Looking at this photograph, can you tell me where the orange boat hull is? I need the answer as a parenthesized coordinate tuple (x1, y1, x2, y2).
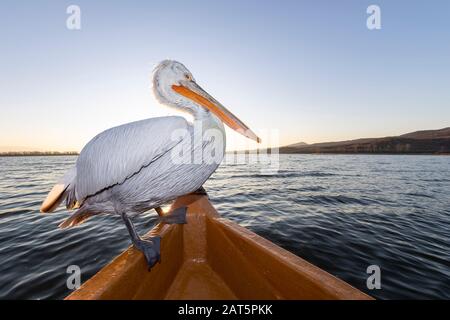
(66, 194, 372, 300)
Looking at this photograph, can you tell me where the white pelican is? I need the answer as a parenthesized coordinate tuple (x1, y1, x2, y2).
(40, 60, 260, 268)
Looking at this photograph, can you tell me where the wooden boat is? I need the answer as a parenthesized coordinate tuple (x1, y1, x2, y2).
(66, 194, 372, 300)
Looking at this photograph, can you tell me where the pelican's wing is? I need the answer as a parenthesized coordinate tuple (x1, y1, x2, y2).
(75, 116, 190, 202)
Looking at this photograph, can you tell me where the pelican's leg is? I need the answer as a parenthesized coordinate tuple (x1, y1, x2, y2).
(121, 212, 160, 269)
(155, 206, 187, 224)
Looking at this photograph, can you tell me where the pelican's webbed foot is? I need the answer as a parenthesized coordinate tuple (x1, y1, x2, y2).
(193, 186, 207, 195)
(135, 236, 161, 269)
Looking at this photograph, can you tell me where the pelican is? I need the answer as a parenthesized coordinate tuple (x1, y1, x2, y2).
(40, 60, 260, 268)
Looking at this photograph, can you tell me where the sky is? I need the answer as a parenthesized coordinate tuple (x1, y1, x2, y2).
(0, 0, 449, 151)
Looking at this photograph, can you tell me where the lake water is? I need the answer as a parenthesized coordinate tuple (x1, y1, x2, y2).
(0, 154, 449, 299)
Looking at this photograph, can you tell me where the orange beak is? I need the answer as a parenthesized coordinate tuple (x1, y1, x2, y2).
(172, 81, 261, 143)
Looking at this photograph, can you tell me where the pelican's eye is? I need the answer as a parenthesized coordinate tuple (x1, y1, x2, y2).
(185, 74, 192, 80)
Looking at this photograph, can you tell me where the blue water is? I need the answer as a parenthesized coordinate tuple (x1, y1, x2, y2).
(0, 154, 449, 299)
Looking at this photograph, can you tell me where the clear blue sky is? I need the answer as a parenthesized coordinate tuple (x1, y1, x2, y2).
(1, 0, 449, 151)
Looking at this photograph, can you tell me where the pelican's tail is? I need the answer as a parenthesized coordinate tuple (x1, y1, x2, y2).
(58, 207, 96, 229)
(40, 167, 77, 213)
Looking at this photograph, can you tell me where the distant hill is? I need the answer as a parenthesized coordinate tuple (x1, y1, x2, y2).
(286, 141, 308, 148)
(279, 127, 450, 155)
(399, 128, 450, 140)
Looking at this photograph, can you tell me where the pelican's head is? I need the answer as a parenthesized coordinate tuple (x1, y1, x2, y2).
(152, 60, 260, 143)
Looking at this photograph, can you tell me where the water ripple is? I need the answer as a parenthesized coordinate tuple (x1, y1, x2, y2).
(0, 154, 449, 299)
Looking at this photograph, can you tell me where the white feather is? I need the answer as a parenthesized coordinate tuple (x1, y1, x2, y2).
(75, 116, 189, 203)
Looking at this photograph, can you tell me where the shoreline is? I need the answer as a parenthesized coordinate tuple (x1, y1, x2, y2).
(0, 153, 78, 157)
(227, 152, 450, 156)
(1, 152, 449, 157)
